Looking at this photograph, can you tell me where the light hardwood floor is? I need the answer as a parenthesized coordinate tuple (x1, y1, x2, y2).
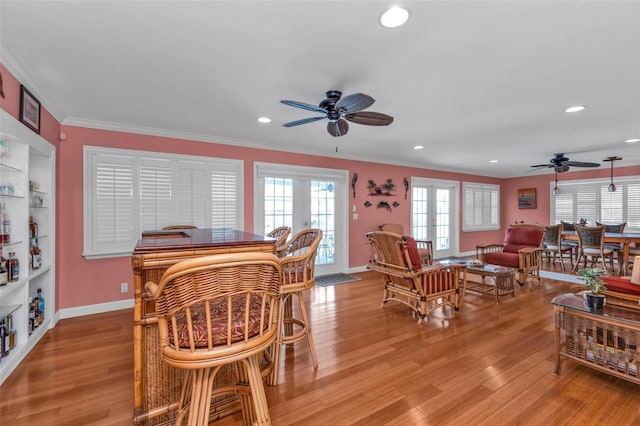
(1, 260, 639, 425)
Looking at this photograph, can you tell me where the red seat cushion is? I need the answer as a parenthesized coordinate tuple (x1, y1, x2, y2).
(169, 294, 270, 348)
(601, 276, 640, 296)
(484, 251, 520, 268)
(403, 236, 423, 270)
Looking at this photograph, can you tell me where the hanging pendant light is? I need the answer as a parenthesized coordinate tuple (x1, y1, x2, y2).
(603, 156, 622, 192)
(552, 170, 560, 196)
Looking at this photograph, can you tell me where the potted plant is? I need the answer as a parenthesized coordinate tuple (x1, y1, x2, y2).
(577, 267, 607, 310)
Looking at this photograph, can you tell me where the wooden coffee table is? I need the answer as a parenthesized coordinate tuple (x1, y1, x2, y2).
(465, 264, 515, 303)
(438, 260, 515, 303)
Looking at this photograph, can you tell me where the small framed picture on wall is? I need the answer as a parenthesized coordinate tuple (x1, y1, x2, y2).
(19, 85, 41, 134)
(518, 188, 537, 209)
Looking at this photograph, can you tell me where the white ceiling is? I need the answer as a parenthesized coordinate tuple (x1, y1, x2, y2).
(1, 1, 639, 178)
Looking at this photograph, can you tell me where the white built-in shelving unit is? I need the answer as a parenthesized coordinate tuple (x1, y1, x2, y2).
(0, 109, 56, 384)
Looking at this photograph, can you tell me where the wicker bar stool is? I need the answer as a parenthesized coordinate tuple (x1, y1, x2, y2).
(145, 252, 282, 426)
(267, 228, 322, 386)
(266, 226, 291, 257)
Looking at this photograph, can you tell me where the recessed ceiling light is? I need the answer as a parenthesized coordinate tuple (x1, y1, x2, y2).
(413, 145, 424, 150)
(565, 105, 585, 113)
(257, 117, 271, 124)
(490, 160, 499, 163)
(380, 6, 409, 28)
(625, 138, 640, 143)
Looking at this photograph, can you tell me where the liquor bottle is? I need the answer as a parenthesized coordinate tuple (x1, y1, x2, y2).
(28, 297, 35, 335)
(7, 252, 19, 282)
(0, 248, 7, 286)
(37, 288, 45, 324)
(0, 320, 9, 357)
(30, 216, 38, 238)
(0, 202, 9, 244)
(7, 314, 16, 350)
(31, 238, 41, 270)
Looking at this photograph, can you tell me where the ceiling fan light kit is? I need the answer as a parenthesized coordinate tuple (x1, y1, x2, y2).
(281, 90, 393, 137)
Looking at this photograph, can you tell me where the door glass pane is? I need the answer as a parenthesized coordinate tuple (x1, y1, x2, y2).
(264, 177, 293, 233)
(411, 186, 429, 240)
(311, 180, 335, 265)
(435, 188, 450, 250)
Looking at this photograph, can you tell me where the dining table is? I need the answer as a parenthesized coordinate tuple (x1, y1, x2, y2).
(562, 230, 640, 276)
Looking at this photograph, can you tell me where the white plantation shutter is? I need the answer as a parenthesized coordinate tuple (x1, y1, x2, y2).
(628, 183, 640, 230)
(462, 182, 499, 231)
(93, 154, 136, 253)
(211, 170, 239, 229)
(177, 164, 207, 228)
(139, 159, 172, 232)
(551, 176, 640, 232)
(84, 147, 242, 258)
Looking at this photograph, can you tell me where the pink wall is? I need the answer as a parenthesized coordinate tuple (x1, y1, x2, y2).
(3, 62, 639, 312)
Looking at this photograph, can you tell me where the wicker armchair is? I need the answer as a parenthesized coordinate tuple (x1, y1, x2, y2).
(268, 228, 322, 385)
(476, 224, 545, 284)
(145, 252, 282, 426)
(378, 223, 433, 265)
(266, 226, 291, 257)
(366, 231, 467, 323)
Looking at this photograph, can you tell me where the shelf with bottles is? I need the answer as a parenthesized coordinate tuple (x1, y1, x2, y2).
(0, 304, 21, 323)
(29, 190, 47, 208)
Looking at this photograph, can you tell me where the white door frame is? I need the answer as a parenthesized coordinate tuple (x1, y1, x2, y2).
(411, 177, 460, 259)
(254, 162, 349, 275)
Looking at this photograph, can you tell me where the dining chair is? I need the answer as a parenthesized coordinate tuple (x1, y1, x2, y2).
(542, 224, 574, 271)
(572, 225, 615, 274)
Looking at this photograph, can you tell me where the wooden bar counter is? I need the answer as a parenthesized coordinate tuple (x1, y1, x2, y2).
(131, 228, 275, 425)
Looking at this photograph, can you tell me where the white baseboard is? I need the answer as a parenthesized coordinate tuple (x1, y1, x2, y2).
(57, 298, 134, 320)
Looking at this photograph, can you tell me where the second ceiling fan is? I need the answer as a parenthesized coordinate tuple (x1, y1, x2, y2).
(280, 90, 394, 137)
(531, 153, 600, 173)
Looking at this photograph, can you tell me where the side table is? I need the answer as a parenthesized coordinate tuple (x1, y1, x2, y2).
(552, 293, 640, 385)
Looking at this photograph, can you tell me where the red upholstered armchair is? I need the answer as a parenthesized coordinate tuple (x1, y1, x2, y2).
(476, 224, 546, 284)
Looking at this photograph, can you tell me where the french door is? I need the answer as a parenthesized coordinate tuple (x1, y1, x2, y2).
(411, 178, 459, 260)
(255, 163, 348, 275)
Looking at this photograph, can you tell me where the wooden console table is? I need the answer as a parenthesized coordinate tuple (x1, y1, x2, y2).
(131, 228, 276, 425)
(552, 293, 640, 385)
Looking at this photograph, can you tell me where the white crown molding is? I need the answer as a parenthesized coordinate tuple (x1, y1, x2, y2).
(0, 39, 67, 123)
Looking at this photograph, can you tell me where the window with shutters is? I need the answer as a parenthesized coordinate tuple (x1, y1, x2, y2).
(550, 177, 640, 232)
(83, 146, 243, 258)
(462, 182, 500, 231)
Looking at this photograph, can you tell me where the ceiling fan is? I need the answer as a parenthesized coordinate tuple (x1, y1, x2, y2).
(530, 153, 600, 173)
(280, 90, 394, 137)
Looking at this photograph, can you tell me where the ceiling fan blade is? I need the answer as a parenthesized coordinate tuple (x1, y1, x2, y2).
(345, 111, 394, 126)
(327, 119, 349, 137)
(565, 161, 600, 168)
(280, 99, 328, 114)
(282, 116, 326, 127)
(335, 93, 375, 113)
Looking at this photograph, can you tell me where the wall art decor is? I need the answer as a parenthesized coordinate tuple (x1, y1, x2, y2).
(377, 201, 392, 212)
(517, 188, 537, 209)
(367, 178, 397, 196)
(403, 177, 409, 199)
(19, 85, 41, 134)
(364, 200, 372, 207)
(392, 201, 399, 208)
(352, 172, 358, 198)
